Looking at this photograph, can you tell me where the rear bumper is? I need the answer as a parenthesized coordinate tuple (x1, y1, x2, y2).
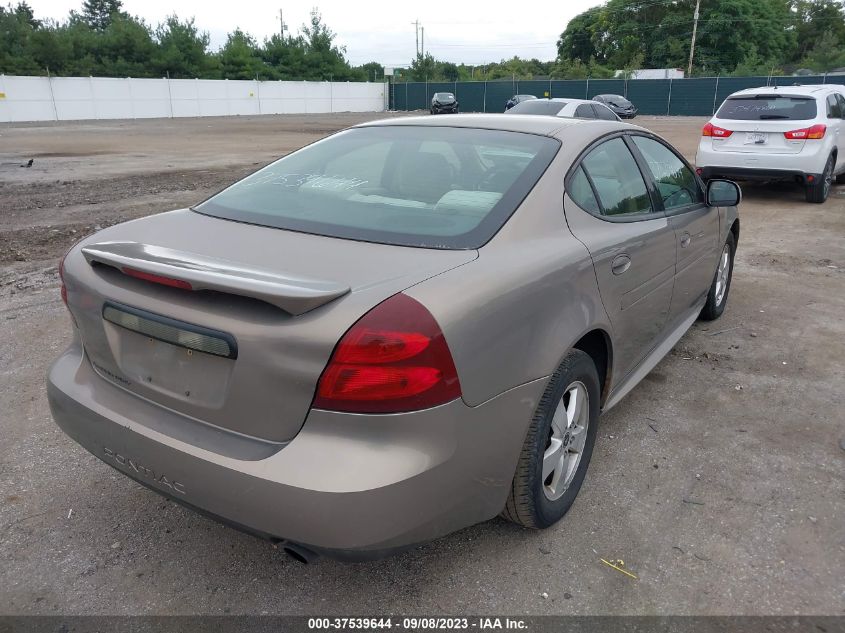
(696, 139, 828, 183)
(47, 340, 544, 559)
(697, 165, 820, 184)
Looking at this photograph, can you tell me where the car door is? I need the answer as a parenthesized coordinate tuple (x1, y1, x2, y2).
(629, 134, 718, 323)
(564, 136, 676, 380)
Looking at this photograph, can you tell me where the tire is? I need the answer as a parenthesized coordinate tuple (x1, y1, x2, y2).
(502, 349, 601, 529)
(805, 155, 833, 203)
(700, 231, 736, 321)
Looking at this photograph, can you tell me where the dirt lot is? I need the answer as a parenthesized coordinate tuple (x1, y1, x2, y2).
(0, 113, 843, 616)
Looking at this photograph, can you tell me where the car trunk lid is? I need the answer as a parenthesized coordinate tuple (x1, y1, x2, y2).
(64, 209, 477, 443)
(708, 118, 811, 155)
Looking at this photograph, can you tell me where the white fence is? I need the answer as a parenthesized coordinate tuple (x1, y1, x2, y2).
(0, 75, 387, 123)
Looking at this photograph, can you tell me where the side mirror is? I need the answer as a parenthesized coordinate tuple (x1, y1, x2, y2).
(706, 179, 742, 207)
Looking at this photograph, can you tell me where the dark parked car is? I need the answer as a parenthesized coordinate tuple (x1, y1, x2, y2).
(505, 94, 538, 111)
(431, 92, 459, 114)
(593, 94, 638, 119)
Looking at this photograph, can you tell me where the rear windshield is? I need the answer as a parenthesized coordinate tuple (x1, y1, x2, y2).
(717, 95, 817, 121)
(507, 100, 566, 115)
(195, 126, 559, 249)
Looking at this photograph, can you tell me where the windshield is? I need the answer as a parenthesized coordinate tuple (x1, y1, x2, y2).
(434, 93, 455, 100)
(717, 95, 817, 121)
(195, 126, 560, 249)
(507, 100, 566, 115)
(603, 95, 631, 107)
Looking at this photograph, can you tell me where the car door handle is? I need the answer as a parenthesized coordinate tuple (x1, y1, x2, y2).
(611, 254, 631, 275)
(680, 232, 692, 248)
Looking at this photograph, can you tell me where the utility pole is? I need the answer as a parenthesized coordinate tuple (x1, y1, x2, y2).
(687, 0, 701, 77)
(411, 19, 420, 57)
(279, 9, 288, 39)
(421, 26, 425, 57)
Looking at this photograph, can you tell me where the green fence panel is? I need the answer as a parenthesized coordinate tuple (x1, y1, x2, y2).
(669, 78, 719, 115)
(624, 79, 672, 115)
(587, 79, 626, 99)
(405, 83, 428, 110)
(455, 81, 485, 112)
(516, 80, 552, 99)
(394, 75, 837, 115)
(484, 81, 517, 113)
(552, 80, 588, 99)
(771, 74, 827, 86)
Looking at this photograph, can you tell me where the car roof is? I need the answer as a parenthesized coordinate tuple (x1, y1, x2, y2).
(728, 85, 838, 98)
(549, 98, 599, 104)
(356, 113, 629, 138)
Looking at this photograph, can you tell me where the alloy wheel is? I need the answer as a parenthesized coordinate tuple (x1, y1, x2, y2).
(714, 243, 731, 307)
(542, 381, 590, 501)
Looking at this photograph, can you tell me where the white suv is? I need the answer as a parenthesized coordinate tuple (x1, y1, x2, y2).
(696, 85, 845, 203)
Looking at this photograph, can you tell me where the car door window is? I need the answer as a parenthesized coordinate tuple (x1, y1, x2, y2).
(568, 166, 601, 214)
(581, 138, 654, 217)
(837, 94, 845, 117)
(593, 104, 618, 121)
(827, 94, 842, 119)
(631, 136, 704, 211)
(574, 104, 595, 119)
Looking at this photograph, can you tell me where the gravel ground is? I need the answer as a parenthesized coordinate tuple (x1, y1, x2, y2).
(0, 113, 843, 616)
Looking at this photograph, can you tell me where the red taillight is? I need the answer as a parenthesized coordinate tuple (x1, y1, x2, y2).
(784, 124, 826, 140)
(121, 267, 193, 290)
(703, 122, 733, 138)
(313, 293, 462, 413)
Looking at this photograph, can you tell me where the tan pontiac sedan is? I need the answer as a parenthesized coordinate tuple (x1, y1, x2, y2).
(48, 115, 740, 562)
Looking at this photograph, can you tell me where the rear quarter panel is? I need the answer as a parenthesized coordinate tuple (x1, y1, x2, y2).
(405, 137, 613, 407)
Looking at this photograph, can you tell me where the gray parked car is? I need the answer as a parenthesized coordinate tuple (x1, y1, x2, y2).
(49, 115, 741, 562)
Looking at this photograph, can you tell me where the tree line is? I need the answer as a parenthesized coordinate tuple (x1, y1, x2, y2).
(2, 0, 844, 82)
(0, 0, 383, 80)
(557, 0, 845, 77)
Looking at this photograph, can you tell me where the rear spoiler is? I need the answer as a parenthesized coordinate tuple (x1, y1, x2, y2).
(81, 241, 350, 316)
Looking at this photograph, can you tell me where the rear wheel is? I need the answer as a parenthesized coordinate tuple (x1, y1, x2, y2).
(805, 155, 833, 203)
(700, 232, 735, 321)
(502, 349, 600, 528)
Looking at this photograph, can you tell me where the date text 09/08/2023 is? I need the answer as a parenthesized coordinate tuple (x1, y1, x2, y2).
(307, 617, 529, 630)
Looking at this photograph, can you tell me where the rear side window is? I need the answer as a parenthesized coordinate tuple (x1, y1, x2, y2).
(717, 95, 817, 121)
(574, 104, 595, 119)
(827, 94, 842, 119)
(568, 166, 601, 214)
(593, 104, 618, 121)
(631, 136, 703, 210)
(508, 100, 566, 115)
(195, 126, 560, 249)
(581, 138, 653, 217)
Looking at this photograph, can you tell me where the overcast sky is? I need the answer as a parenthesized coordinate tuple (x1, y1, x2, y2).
(26, 0, 602, 66)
